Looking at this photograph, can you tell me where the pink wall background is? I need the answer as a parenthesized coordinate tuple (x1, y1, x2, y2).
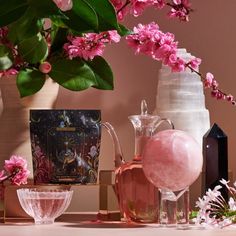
(56, 0, 236, 179)
(0, 0, 234, 212)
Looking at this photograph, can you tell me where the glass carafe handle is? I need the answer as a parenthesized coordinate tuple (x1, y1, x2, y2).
(102, 122, 125, 168)
(152, 118, 175, 134)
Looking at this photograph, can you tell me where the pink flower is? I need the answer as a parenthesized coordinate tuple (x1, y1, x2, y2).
(130, 0, 151, 17)
(110, 0, 166, 20)
(204, 72, 215, 88)
(4, 155, 30, 185)
(168, 0, 192, 21)
(226, 94, 234, 102)
(126, 22, 185, 72)
(52, 0, 73, 11)
(169, 58, 185, 72)
(64, 34, 105, 60)
(0, 68, 18, 78)
(10, 170, 29, 185)
(39, 61, 52, 74)
(130, 0, 166, 17)
(189, 57, 202, 70)
(64, 31, 120, 60)
(173, 0, 181, 4)
(102, 30, 121, 43)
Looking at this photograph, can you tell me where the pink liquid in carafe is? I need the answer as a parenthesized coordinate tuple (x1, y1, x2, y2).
(115, 159, 159, 223)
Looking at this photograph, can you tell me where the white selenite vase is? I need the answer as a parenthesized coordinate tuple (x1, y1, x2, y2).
(154, 48, 210, 147)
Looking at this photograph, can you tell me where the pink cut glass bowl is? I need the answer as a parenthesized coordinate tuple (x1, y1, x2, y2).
(17, 188, 73, 224)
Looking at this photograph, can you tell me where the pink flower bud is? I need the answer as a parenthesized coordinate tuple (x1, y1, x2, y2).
(216, 92, 223, 100)
(52, 0, 72, 11)
(39, 62, 52, 74)
(227, 94, 234, 102)
(211, 89, 218, 98)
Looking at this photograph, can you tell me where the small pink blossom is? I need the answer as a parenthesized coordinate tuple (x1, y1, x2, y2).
(110, 0, 166, 20)
(100, 30, 121, 43)
(173, 0, 181, 4)
(52, 0, 73, 11)
(228, 197, 236, 211)
(226, 94, 234, 102)
(220, 178, 230, 186)
(204, 72, 214, 88)
(188, 57, 201, 70)
(168, 0, 192, 21)
(130, 0, 166, 17)
(64, 35, 105, 60)
(64, 31, 120, 61)
(39, 61, 52, 74)
(169, 58, 185, 72)
(195, 180, 236, 227)
(0, 68, 18, 78)
(4, 155, 30, 185)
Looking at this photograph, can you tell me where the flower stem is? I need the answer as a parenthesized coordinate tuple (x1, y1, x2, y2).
(117, 0, 130, 15)
(0, 170, 19, 184)
(186, 64, 236, 106)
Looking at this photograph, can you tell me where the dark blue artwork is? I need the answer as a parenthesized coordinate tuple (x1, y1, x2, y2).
(30, 110, 101, 184)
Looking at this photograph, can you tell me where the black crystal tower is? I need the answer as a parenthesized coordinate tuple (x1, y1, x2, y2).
(202, 123, 228, 200)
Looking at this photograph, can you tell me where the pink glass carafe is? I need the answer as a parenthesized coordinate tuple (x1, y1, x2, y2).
(103, 100, 173, 223)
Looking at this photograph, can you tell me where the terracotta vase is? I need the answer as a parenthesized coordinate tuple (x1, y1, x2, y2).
(0, 76, 59, 178)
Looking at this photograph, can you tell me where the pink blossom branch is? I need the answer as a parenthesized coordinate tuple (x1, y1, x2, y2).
(186, 64, 236, 106)
(111, 0, 193, 21)
(126, 22, 236, 107)
(117, 0, 130, 15)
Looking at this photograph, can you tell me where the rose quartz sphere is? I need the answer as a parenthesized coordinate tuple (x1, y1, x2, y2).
(142, 129, 203, 191)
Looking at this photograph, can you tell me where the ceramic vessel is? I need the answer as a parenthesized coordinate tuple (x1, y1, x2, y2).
(0, 76, 59, 177)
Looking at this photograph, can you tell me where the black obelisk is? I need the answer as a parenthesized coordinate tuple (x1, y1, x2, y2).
(202, 123, 228, 200)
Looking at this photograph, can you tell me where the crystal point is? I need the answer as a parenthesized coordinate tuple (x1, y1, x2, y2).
(203, 123, 228, 200)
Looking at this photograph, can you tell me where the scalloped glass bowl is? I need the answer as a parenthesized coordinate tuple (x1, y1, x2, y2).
(17, 188, 73, 224)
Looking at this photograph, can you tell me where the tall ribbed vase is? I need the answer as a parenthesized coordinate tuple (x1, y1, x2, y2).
(154, 48, 210, 208)
(0, 76, 59, 179)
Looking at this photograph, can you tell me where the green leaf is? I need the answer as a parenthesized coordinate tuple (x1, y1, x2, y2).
(51, 16, 68, 28)
(118, 24, 132, 36)
(50, 27, 68, 54)
(63, 0, 98, 32)
(7, 9, 43, 44)
(0, 0, 28, 27)
(18, 33, 48, 64)
(17, 69, 46, 97)
(86, 57, 114, 90)
(0, 45, 13, 70)
(85, 0, 119, 31)
(28, 0, 66, 19)
(49, 58, 97, 91)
